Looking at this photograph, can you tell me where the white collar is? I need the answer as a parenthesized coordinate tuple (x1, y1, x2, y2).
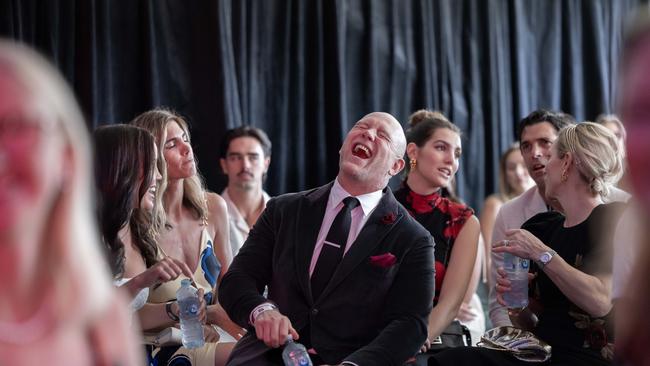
(330, 178, 383, 216)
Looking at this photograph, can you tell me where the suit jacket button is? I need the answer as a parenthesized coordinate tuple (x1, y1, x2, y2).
(311, 308, 319, 315)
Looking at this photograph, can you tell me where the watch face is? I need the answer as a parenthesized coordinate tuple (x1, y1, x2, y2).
(540, 252, 552, 263)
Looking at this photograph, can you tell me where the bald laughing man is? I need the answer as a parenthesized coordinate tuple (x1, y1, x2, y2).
(219, 112, 435, 366)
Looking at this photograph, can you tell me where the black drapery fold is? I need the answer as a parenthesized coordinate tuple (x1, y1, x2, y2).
(1, 0, 644, 210)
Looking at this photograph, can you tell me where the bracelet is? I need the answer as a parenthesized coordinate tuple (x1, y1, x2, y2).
(166, 301, 180, 322)
(249, 302, 277, 325)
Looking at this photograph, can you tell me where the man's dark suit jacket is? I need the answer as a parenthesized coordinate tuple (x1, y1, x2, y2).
(219, 182, 435, 366)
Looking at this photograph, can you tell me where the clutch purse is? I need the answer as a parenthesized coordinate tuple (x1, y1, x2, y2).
(477, 326, 552, 363)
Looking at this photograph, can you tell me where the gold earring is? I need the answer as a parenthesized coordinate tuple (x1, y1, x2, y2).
(561, 169, 568, 183)
(410, 159, 417, 171)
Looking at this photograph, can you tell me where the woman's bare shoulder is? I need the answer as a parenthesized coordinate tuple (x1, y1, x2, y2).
(483, 194, 504, 211)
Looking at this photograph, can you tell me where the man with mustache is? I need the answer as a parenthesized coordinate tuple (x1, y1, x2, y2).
(219, 112, 435, 365)
(220, 126, 272, 256)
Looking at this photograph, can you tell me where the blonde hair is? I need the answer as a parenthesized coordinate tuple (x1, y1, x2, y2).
(555, 122, 623, 197)
(595, 114, 627, 141)
(131, 108, 209, 224)
(0, 41, 112, 323)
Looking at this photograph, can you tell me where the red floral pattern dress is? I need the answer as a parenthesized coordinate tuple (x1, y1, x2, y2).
(395, 184, 474, 304)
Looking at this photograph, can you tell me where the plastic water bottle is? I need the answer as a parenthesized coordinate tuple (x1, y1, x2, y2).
(176, 279, 205, 349)
(503, 252, 529, 309)
(282, 335, 313, 366)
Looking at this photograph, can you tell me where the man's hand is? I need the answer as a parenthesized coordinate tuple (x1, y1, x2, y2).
(419, 337, 431, 353)
(253, 309, 299, 348)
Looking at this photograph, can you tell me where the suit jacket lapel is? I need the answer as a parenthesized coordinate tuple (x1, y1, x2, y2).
(316, 187, 402, 302)
(294, 182, 332, 305)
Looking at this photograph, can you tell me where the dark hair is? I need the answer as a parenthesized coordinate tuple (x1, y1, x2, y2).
(219, 126, 272, 159)
(93, 124, 159, 278)
(405, 109, 462, 202)
(406, 109, 461, 148)
(517, 109, 575, 142)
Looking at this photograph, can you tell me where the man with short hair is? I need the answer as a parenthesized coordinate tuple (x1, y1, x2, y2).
(488, 110, 630, 327)
(219, 112, 435, 366)
(220, 126, 272, 256)
(488, 110, 574, 327)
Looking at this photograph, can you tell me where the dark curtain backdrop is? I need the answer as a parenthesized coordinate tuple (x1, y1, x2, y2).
(0, 0, 644, 211)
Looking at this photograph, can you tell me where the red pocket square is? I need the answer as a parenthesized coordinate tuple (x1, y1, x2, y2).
(369, 253, 397, 268)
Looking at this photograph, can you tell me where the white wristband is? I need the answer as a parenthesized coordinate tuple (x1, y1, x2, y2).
(249, 302, 277, 325)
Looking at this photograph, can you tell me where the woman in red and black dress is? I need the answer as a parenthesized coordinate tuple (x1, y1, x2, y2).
(395, 110, 480, 365)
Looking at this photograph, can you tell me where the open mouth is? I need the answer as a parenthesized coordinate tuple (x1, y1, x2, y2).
(352, 143, 372, 159)
(438, 168, 452, 178)
(532, 163, 545, 174)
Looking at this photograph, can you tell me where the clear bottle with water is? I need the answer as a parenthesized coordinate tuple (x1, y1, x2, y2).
(282, 335, 313, 366)
(503, 252, 530, 309)
(176, 279, 205, 349)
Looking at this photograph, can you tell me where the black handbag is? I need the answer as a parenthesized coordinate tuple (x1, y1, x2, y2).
(428, 320, 472, 351)
(406, 320, 472, 366)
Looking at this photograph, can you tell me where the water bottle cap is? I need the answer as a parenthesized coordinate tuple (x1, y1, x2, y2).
(181, 278, 192, 286)
(285, 334, 293, 342)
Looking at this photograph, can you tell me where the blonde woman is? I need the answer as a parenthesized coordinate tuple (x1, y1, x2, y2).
(133, 109, 241, 366)
(433, 123, 626, 366)
(0, 41, 142, 364)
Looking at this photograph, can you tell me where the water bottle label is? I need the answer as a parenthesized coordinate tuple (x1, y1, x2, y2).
(505, 253, 529, 271)
(187, 303, 198, 316)
(521, 259, 529, 269)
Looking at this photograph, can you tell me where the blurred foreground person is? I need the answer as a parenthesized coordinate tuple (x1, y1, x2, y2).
(614, 7, 650, 366)
(0, 41, 142, 364)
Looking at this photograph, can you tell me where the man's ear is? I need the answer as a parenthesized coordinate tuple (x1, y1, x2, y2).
(264, 157, 271, 174)
(219, 158, 228, 174)
(389, 158, 405, 177)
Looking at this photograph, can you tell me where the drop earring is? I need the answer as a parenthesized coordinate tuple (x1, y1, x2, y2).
(410, 159, 417, 171)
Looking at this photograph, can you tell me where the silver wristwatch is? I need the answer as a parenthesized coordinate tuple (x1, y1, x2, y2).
(537, 249, 556, 269)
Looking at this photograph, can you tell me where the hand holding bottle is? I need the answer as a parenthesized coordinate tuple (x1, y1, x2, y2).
(254, 308, 299, 348)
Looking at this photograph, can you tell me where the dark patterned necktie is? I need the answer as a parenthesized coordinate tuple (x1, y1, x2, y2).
(311, 196, 360, 300)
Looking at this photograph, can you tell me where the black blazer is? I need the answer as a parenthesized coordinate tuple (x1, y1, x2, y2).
(219, 182, 435, 365)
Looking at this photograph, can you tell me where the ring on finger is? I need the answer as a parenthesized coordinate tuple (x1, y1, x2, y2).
(504, 240, 510, 247)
